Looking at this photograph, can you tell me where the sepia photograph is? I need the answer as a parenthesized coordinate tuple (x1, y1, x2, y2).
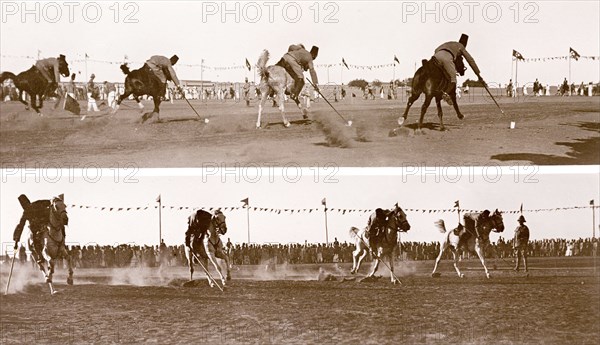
(0, 167, 599, 343)
(0, 0, 598, 167)
(1, 0, 599, 344)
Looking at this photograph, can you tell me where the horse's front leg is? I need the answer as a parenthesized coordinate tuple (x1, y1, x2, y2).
(207, 251, 226, 286)
(351, 247, 366, 274)
(216, 249, 231, 281)
(450, 90, 464, 120)
(431, 243, 446, 277)
(62, 247, 74, 285)
(399, 92, 420, 126)
(452, 248, 464, 278)
(435, 95, 446, 131)
(389, 254, 397, 284)
(185, 246, 194, 281)
(474, 241, 490, 278)
(368, 250, 381, 278)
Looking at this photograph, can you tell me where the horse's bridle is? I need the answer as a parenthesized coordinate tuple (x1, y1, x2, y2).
(211, 214, 227, 235)
(390, 209, 409, 233)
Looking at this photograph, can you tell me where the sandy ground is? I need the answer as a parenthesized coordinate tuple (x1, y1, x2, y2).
(1, 96, 598, 167)
(1, 257, 598, 344)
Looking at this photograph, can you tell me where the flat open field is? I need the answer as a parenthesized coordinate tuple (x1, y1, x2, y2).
(1, 257, 598, 344)
(1, 95, 598, 167)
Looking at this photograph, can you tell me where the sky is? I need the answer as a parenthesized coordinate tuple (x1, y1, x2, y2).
(1, 167, 599, 254)
(1, 0, 599, 85)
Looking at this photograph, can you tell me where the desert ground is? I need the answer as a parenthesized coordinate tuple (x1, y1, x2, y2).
(1, 256, 598, 344)
(1, 93, 598, 167)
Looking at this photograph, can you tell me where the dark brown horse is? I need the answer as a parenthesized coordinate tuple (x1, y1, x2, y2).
(398, 57, 466, 132)
(113, 64, 165, 123)
(0, 55, 70, 114)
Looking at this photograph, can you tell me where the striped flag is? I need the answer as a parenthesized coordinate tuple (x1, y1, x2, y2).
(512, 50, 525, 61)
(569, 47, 580, 61)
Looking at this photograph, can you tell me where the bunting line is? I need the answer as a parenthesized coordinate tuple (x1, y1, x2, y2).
(63, 204, 600, 214)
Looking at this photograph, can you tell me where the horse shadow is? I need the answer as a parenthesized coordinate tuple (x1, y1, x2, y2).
(263, 118, 312, 129)
(491, 121, 600, 165)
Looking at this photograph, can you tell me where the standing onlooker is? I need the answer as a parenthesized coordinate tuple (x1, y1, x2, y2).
(243, 78, 251, 106)
(87, 74, 100, 112)
(513, 215, 530, 272)
(103, 81, 117, 110)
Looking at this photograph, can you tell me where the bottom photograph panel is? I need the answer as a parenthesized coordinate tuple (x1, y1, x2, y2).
(1, 170, 598, 344)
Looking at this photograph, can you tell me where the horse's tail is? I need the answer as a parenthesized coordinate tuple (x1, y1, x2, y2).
(0, 71, 17, 84)
(256, 50, 270, 80)
(120, 64, 131, 75)
(348, 226, 361, 240)
(434, 219, 447, 233)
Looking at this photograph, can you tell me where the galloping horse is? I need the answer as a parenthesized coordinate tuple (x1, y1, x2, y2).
(184, 209, 231, 287)
(349, 204, 411, 284)
(398, 57, 466, 132)
(255, 50, 308, 129)
(113, 64, 164, 123)
(0, 55, 70, 114)
(33, 196, 74, 294)
(431, 209, 505, 279)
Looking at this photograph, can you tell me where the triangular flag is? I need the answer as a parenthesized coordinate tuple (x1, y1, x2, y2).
(156, 194, 161, 203)
(245, 58, 252, 71)
(241, 198, 249, 206)
(394, 55, 400, 64)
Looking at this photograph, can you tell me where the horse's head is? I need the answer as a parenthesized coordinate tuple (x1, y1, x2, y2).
(49, 195, 68, 229)
(212, 209, 227, 235)
(388, 204, 411, 232)
(57, 54, 70, 78)
(488, 209, 505, 233)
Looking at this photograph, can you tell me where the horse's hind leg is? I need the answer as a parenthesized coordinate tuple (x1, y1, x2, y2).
(435, 95, 446, 131)
(399, 92, 420, 126)
(277, 88, 290, 127)
(257, 90, 268, 128)
(431, 245, 446, 277)
(418, 94, 433, 132)
(351, 247, 366, 274)
(18, 90, 30, 110)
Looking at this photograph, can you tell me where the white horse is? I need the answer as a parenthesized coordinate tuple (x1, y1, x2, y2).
(349, 205, 411, 284)
(31, 196, 73, 294)
(185, 210, 231, 287)
(431, 210, 505, 279)
(255, 50, 308, 129)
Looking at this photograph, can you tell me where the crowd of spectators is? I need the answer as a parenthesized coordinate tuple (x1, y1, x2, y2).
(4, 237, 597, 269)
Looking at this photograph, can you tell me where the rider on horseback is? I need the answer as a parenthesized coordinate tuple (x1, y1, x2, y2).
(433, 34, 482, 105)
(35, 54, 66, 95)
(463, 210, 490, 243)
(366, 208, 387, 252)
(276, 44, 319, 101)
(12, 194, 67, 264)
(144, 55, 183, 93)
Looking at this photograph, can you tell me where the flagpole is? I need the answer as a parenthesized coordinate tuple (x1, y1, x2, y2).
(246, 204, 251, 244)
(511, 57, 514, 84)
(568, 54, 571, 95)
(515, 58, 518, 95)
(592, 200, 596, 239)
(158, 196, 162, 246)
(324, 203, 329, 245)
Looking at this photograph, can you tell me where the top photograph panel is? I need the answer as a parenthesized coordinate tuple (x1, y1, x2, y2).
(1, 1, 598, 167)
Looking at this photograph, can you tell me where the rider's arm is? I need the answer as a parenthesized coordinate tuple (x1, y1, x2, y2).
(13, 214, 27, 242)
(166, 65, 181, 87)
(52, 59, 61, 83)
(460, 48, 481, 76)
(307, 60, 319, 86)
